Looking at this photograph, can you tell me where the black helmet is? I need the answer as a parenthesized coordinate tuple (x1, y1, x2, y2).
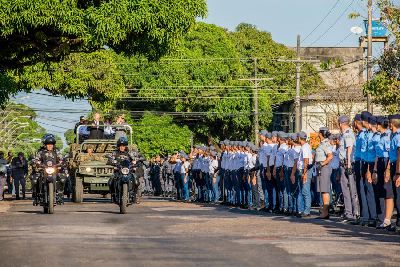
(43, 134, 56, 145)
(117, 137, 128, 147)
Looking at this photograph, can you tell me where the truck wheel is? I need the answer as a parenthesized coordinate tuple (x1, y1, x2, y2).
(73, 178, 83, 203)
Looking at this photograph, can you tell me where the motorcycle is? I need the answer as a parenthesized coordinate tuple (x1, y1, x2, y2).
(110, 159, 139, 214)
(32, 159, 64, 214)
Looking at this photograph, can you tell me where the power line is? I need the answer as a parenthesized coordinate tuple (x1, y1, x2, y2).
(308, 0, 355, 47)
(302, 0, 341, 42)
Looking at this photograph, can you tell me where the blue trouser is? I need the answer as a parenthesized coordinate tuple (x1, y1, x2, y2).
(205, 173, 213, 202)
(225, 170, 233, 204)
(297, 169, 312, 215)
(291, 171, 301, 213)
(180, 173, 189, 200)
(259, 165, 269, 208)
(174, 172, 182, 200)
(355, 160, 368, 219)
(361, 161, 377, 221)
(219, 169, 225, 201)
(212, 174, 220, 202)
(266, 166, 277, 209)
(284, 167, 293, 212)
(232, 170, 239, 204)
(276, 166, 287, 210)
(329, 168, 342, 204)
(243, 170, 251, 206)
(234, 168, 244, 205)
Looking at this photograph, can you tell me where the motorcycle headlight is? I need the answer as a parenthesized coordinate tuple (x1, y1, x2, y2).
(121, 167, 130, 175)
(85, 167, 92, 173)
(45, 167, 55, 175)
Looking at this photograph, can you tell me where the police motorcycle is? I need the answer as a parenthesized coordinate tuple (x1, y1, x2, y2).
(110, 159, 140, 214)
(31, 134, 66, 214)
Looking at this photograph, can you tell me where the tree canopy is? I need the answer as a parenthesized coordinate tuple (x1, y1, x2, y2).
(131, 113, 192, 159)
(0, 0, 207, 69)
(117, 22, 322, 142)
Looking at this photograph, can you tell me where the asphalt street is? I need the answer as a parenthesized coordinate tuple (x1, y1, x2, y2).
(0, 195, 399, 267)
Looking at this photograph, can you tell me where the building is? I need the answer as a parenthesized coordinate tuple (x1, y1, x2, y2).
(272, 47, 382, 134)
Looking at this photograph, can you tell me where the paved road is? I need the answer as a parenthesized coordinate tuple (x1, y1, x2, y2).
(0, 195, 399, 267)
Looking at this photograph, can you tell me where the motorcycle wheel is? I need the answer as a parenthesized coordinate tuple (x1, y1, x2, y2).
(120, 183, 128, 214)
(48, 183, 54, 214)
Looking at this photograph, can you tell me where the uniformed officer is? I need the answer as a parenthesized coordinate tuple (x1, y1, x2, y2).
(275, 131, 289, 214)
(258, 131, 269, 211)
(11, 152, 28, 200)
(288, 133, 302, 215)
(108, 137, 135, 202)
(0, 152, 8, 201)
(314, 127, 333, 219)
(296, 131, 313, 218)
(361, 113, 378, 226)
(338, 115, 359, 222)
(78, 145, 104, 162)
(388, 114, 400, 231)
(33, 134, 64, 204)
(375, 116, 393, 229)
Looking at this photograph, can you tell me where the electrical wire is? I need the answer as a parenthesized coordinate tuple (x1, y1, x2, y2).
(302, 0, 341, 43)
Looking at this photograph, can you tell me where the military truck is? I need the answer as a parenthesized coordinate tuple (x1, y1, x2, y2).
(69, 125, 134, 203)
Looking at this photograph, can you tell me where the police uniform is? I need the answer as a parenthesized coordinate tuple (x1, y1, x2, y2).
(338, 116, 359, 220)
(315, 137, 333, 193)
(275, 132, 289, 212)
(389, 118, 400, 228)
(11, 155, 28, 200)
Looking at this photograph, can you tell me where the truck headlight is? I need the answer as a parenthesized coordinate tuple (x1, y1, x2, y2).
(85, 167, 92, 173)
(45, 167, 55, 175)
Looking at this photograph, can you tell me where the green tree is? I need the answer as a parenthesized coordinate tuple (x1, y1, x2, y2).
(0, 0, 207, 69)
(365, 47, 400, 113)
(131, 113, 192, 159)
(0, 103, 47, 157)
(379, 0, 400, 42)
(118, 23, 322, 142)
(11, 50, 125, 110)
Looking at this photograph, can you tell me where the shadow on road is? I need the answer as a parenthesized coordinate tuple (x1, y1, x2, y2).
(172, 199, 400, 244)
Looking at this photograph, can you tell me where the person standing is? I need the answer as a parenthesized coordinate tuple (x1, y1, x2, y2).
(11, 152, 28, 200)
(314, 127, 333, 219)
(180, 153, 190, 201)
(338, 115, 359, 223)
(88, 112, 104, 139)
(329, 134, 342, 208)
(296, 131, 313, 218)
(388, 114, 400, 232)
(375, 116, 393, 229)
(274, 132, 289, 214)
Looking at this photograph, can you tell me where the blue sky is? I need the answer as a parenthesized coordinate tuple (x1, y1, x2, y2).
(203, 0, 382, 47)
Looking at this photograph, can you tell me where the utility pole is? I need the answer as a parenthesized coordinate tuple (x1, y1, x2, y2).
(239, 58, 273, 145)
(278, 35, 320, 132)
(366, 0, 373, 113)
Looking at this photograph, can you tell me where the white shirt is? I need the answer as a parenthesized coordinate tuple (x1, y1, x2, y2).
(258, 143, 270, 166)
(269, 143, 278, 167)
(275, 143, 288, 167)
(297, 143, 313, 170)
(181, 161, 190, 174)
(285, 145, 301, 168)
(209, 159, 218, 174)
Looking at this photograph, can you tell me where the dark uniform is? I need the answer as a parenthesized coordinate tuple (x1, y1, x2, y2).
(150, 161, 162, 196)
(33, 148, 64, 201)
(11, 155, 28, 200)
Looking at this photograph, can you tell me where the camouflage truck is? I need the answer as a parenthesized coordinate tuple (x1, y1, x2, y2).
(69, 125, 134, 203)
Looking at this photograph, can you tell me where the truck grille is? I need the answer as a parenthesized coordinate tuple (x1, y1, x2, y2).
(80, 167, 114, 175)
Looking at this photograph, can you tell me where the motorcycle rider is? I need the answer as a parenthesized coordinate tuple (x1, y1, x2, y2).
(32, 134, 64, 204)
(108, 137, 140, 203)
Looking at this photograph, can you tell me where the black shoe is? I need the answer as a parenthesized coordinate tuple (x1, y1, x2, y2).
(296, 212, 303, 218)
(341, 216, 356, 223)
(376, 223, 392, 230)
(16, 195, 20, 200)
(367, 220, 377, 228)
(301, 213, 311, 218)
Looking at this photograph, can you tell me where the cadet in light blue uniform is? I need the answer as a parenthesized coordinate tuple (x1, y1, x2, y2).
(389, 114, 400, 231)
(353, 114, 366, 222)
(363, 115, 379, 226)
(375, 116, 393, 229)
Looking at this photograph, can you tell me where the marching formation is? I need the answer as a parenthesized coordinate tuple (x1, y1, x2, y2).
(145, 112, 400, 232)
